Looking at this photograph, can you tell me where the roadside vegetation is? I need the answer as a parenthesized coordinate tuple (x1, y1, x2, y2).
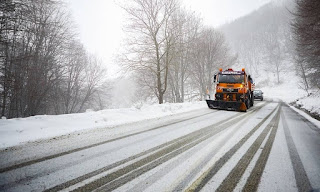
(0, 0, 110, 118)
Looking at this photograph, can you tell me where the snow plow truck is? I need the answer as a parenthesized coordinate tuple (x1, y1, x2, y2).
(206, 68, 254, 112)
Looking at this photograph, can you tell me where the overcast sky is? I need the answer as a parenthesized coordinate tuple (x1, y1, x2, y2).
(64, 0, 271, 77)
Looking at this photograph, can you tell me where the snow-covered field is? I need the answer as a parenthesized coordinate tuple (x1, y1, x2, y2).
(0, 102, 206, 149)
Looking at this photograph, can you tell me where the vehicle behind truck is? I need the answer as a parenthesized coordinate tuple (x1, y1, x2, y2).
(206, 68, 254, 112)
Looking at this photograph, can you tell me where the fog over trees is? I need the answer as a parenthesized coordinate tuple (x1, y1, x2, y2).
(219, 0, 319, 96)
(220, 1, 295, 86)
(119, 0, 236, 104)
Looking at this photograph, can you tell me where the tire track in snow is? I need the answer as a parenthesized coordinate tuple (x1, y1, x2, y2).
(279, 108, 312, 192)
(213, 106, 280, 192)
(286, 104, 320, 134)
(186, 103, 278, 192)
(43, 112, 240, 192)
(170, 109, 255, 192)
(85, 130, 223, 192)
(52, 103, 268, 192)
(1, 111, 220, 190)
(0, 110, 217, 174)
(241, 105, 281, 192)
(1, 110, 222, 190)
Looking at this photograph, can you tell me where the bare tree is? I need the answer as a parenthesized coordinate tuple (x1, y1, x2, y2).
(118, 1, 236, 103)
(263, 31, 285, 84)
(0, 0, 109, 118)
(0, 0, 73, 117)
(237, 34, 264, 76)
(77, 55, 106, 112)
(0, 0, 16, 117)
(292, 0, 320, 90)
(190, 28, 235, 100)
(119, 0, 179, 104)
(167, 9, 201, 103)
(59, 40, 87, 114)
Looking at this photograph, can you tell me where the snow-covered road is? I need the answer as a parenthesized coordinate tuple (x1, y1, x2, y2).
(0, 101, 320, 192)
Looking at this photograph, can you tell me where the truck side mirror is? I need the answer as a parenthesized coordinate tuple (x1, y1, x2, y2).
(214, 74, 216, 82)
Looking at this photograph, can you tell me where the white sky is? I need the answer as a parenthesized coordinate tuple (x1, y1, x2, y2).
(64, 0, 271, 77)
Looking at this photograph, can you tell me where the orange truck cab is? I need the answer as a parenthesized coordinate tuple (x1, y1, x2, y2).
(206, 68, 254, 112)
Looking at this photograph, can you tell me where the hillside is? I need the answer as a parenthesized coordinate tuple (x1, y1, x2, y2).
(219, 0, 320, 117)
(220, 1, 294, 85)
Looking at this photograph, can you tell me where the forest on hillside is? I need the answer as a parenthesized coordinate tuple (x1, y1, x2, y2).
(221, 0, 319, 95)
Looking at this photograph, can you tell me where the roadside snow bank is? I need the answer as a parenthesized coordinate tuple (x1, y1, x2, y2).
(290, 105, 320, 128)
(0, 101, 206, 149)
(255, 73, 320, 122)
(291, 92, 320, 121)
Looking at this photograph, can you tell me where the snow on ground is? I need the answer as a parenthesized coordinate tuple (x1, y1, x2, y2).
(258, 116, 297, 192)
(255, 70, 320, 123)
(1, 68, 319, 151)
(290, 105, 320, 129)
(0, 101, 206, 149)
(256, 73, 306, 104)
(261, 80, 320, 123)
(294, 91, 320, 115)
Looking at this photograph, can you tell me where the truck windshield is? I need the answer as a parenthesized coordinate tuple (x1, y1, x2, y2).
(218, 74, 245, 83)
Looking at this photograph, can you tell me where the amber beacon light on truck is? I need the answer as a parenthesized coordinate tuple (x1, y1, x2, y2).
(206, 68, 254, 112)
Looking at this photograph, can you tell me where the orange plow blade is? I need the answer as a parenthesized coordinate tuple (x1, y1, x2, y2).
(206, 100, 247, 112)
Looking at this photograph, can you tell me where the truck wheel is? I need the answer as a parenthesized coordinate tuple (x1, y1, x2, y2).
(245, 99, 249, 109)
(250, 93, 254, 106)
(246, 93, 251, 109)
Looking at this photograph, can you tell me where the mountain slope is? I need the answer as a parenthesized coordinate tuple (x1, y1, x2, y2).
(219, 1, 320, 118)
(220, 0, 295, 86)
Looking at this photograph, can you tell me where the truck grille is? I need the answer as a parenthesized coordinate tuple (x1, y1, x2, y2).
(223, 88, 239, 92)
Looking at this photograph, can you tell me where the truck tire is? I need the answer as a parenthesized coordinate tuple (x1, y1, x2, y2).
(246, 93, 251, 109)
(245, 98, 250, 109)
(250, 92, 254, 106)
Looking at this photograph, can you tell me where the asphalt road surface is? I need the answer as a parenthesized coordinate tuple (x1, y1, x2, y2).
(0, 100, 319, 192)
